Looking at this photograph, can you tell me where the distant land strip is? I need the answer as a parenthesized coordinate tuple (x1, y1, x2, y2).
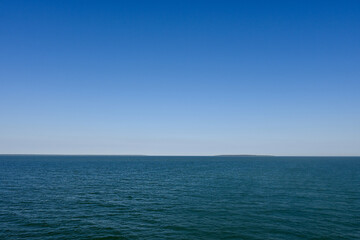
(215, 155, 275, 157)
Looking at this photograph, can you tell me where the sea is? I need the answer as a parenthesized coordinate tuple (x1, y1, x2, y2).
(0, 155, 359, 240)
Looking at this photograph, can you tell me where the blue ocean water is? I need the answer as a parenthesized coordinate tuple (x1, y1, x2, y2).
(0, 155, 359, 240)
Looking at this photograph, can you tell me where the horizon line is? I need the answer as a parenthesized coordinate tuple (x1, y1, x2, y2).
(0, 153, 359, 157)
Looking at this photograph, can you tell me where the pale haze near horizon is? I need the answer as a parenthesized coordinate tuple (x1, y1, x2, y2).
(1, 0, 359, 156)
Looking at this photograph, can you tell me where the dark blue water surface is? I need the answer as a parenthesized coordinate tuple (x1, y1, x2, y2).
(1, 155, 359, 240)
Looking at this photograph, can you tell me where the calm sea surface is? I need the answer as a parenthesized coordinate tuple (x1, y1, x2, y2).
(0, 155, 359, 240)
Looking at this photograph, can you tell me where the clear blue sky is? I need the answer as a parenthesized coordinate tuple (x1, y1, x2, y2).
(1, 0, 359, 155)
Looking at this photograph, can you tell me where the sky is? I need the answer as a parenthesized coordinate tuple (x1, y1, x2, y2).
(1, 0, 359, 156)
